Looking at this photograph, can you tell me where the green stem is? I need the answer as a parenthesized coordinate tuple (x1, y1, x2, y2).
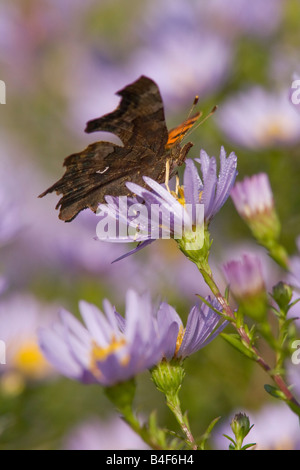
(122, 409, 165, 450)
(105, 380, 165, 450)
(264, 240, 290, 271)
(197, 264, 300, 411)
(165, 392, 198, 450)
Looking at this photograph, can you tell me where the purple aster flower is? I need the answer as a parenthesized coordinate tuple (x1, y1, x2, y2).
(96, 148, 237, 261)
(157, 297, 227, 360)
(223, 253, 267, 320)
(38, 290, 170, 387)
(223, 253, 266, 300)
(216, 87, 300, 149)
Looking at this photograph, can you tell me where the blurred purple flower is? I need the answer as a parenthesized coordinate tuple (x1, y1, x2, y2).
(0, 152, 23, 247)
(131, 0, 232, 108)
(231, 173, 274, 221)
(38, 290, 170, 386)
(129, 35, 232, 109)
(223, 253, 266, 300)
(157, 297, 227, 360)
(0, 277, 8, 296)
(288, 237, 300, 291)
(197, 0, 283, 38)
(214, 402, 300, 450)
(223, 253, 268, 320)
(216, 87, 300, 149)
(231, 173, 282, 246)
(62, 417, 149, 450)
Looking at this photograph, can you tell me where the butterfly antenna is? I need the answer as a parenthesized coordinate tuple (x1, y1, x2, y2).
(184, 105, 218, 141)
(187, 95, 200, 120)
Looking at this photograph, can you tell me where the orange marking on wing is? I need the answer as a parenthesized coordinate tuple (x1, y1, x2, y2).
(166, 112, 201, 149)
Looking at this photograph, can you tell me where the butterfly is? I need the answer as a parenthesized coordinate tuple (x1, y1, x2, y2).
(39, 75, 201, 222)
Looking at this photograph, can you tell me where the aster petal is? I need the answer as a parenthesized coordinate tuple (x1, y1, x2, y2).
(177, 305, 201, 357)
(38, 326, 83, 379)
(197, 149, 211, 179)
(60, 311, 91, 369)
(157, 302, 183, 330)
(199, 156, 217, 220)
(114, 309, 126, 332)
(213, 148, 238, 214)
(102, 299, 120, 331)
(161, 321, 180, 360)
(197, 320, 228, 350)
(79, 300, 115, 345)
(59, 309, 90, 347)
(143, 177, 187, 218)
(126, 182, 162, 206)
(183, 159, 203, 206)
(112, 239, 155, 263)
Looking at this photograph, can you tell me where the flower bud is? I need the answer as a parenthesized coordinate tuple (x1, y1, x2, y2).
(230, 412, 252, 446)
(151, 360, 185, 397)
(272, 281, 293, 312)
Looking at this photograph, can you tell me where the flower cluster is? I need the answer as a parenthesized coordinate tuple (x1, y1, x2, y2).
(38, 290, 225, 387)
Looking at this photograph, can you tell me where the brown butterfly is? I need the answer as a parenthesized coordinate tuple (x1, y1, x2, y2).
(39, 75, 201, 222)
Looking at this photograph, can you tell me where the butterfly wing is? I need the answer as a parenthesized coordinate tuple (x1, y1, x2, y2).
(86, 75, 169, 153)
(166, 112, 201, 149)
(39, 76, 169, 222)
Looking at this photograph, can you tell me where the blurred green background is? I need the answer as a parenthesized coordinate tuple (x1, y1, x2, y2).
(0, 0, 299, 449)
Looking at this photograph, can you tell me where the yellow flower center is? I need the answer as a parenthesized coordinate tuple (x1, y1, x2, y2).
(90, 336, 128, 379)
(13, 341, 50, 378)
(174, 325, 185, 357)
(171, 186, 185, 206)
(171, 186, 203, 206)
(256, 117, 296, 145)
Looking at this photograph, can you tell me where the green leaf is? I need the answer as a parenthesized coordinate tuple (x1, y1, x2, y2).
(198, 416, 221, 450)
(221, 333, 258, 360)
(241, 442, 256, 450)
(223, 434, 236, 447)
(148, 411, 168, 448)
(264, 384, 287, 400)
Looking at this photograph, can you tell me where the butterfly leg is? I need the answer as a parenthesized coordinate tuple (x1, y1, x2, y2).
(164, 158, 171, 193)
(175, 173, 180, 195)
